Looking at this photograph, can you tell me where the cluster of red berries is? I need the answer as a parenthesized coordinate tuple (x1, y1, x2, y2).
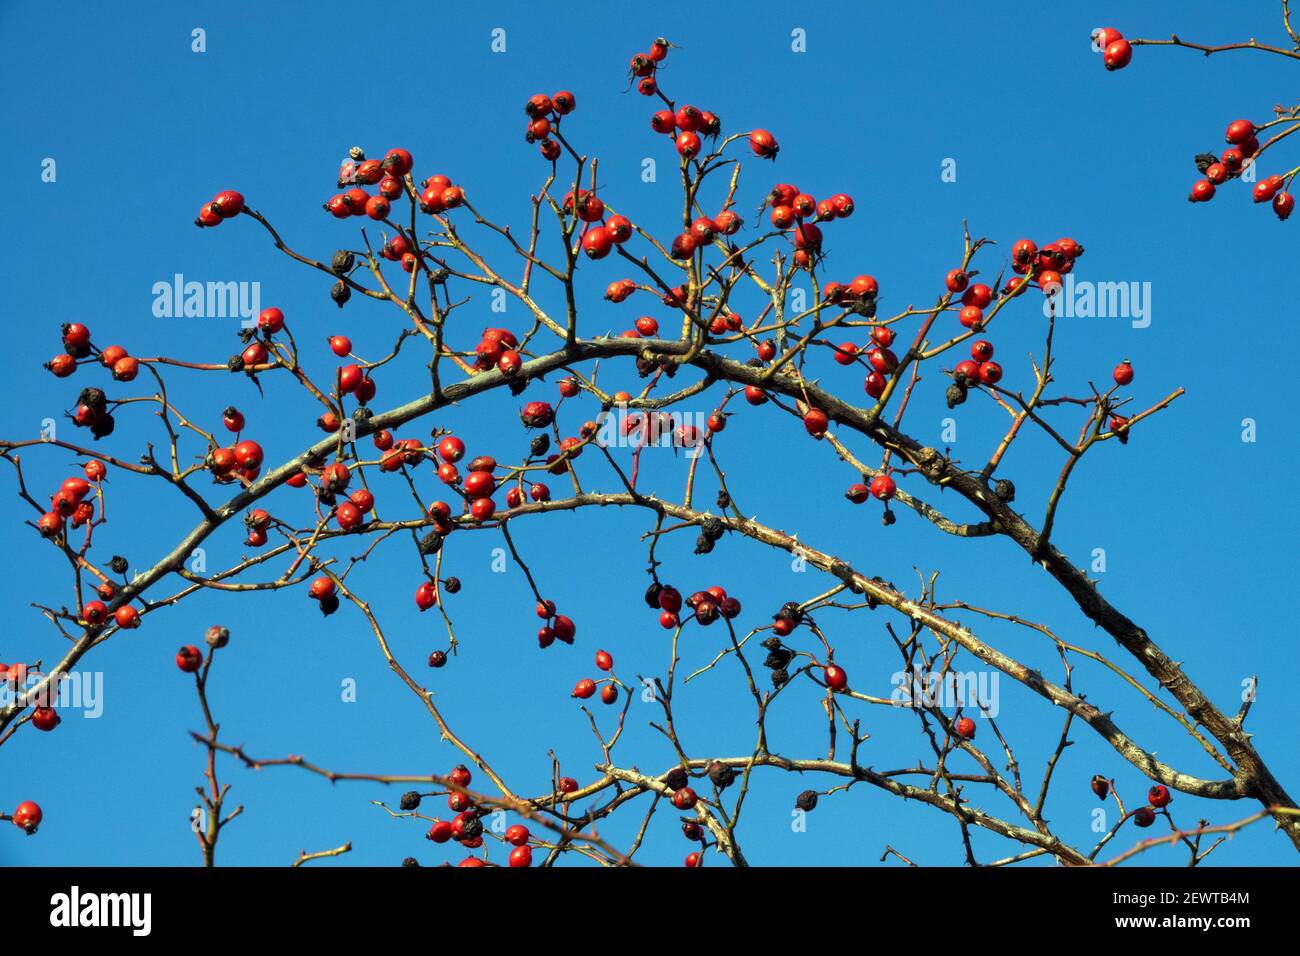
(845, 472, 897, 505)
(952, 338, 1002, 390)
(1092, 27, 1133, 71)
(194, 189, 245, 228)
(820, 323, 897, 402)
(571, 648, 620, 705)
(762, 183, 855, 270)
(1090, 776, 1172, 828)
(36, 461, 138, 630)
(2, 664, 62, 733)
(536, 599, 578, 649)
(430, 431, 499, 524)
(627, 38, 672, 96)
(46, 322, 140, 384)
(664, 208, 741, 263)
(522, 90, 576, 162)
(559, 189, 634, 260)
(629, 35, 777, 163)
(645, 582, 741, 630)
(422, 765, 532, 866)
(206, 437, 264, 486)
(325, 148, 414, 222)
(1004, 236, 1085, 299)
(39, 470, 95, 540)
(474, 326, 523, 375)
(1187, 119, 1293, 219)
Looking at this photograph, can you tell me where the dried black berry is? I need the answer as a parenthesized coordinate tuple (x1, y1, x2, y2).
(331, 250, 355, 274)
(716, 490, 730, 509)
(319, 593, 340, 616)
(428, 650, 448, 668)
(795, 790, 819, 812)
(946, 383, 967, 408)
(994, 479, 1016, 502)
(401, 857, 420, 867)
(399, 791, 422, 811)
(442, 576, 460, 594)
(110, 555, 129, 575)
(693, 533, 715, 555)
(331, 280, 351, 307)
(764, 648, 794, 670)
(707, 761, 736, 790)
(90, 414, 116, 439)
(644, 581, 664, 609)
(418, 531, 444, 555)
(664, 767, 689, 791)
(881, 508, 896, 527)
(530, 434, 550, 457)
(771, 667, 789, 688)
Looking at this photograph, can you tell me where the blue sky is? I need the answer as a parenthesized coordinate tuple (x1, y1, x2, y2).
(2, 0, 1298, 867)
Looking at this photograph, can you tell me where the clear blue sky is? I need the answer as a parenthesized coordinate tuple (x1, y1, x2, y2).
(2, 1, 1297, 867)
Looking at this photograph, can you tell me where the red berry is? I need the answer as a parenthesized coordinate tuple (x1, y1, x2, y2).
(1225, 119, 1254, 145)
(1189, 179, 1216, 203)
(1103, 39, 1132, 70)
(803, 409, 829, 436)
(945, 269, 969, 293)
(1113, 361, 1133, 386)
(671, 787, 698, 809)
(573, 678, 596, 699)
(595, 649, 614, 671)
(12, 801, 42, 834)
(308, 576, 336, 601)
(31, 706, 60, 732)
(1274, 192, 1295, 220)
(1148, 785, 1172, 809)
(176, 645, 203, 672)
(676, 131, 702, 158)
(114, 605, 140, 629)
(212, 190, 245, 218)
(1092, 27, 1124, 49)
(748, 129, 779, 159)
(685, 851, 702, 868)
(824, 664, 848, 692)
(600, 684, 618, 705)
(82, 600, 108, 626)
(1133, 806, 1156, 828)
(508, 845, 533, 867)
(845, 483, 869, 504)
(336, 501, 363, 530)
(1253, 177, 1282, 203)
(961, 284, 993, 309)
(233, 440, 263, 469)
(582, 227, 613, 259)
(955, 716, 977, 739)
(869, 474, 896, 500)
